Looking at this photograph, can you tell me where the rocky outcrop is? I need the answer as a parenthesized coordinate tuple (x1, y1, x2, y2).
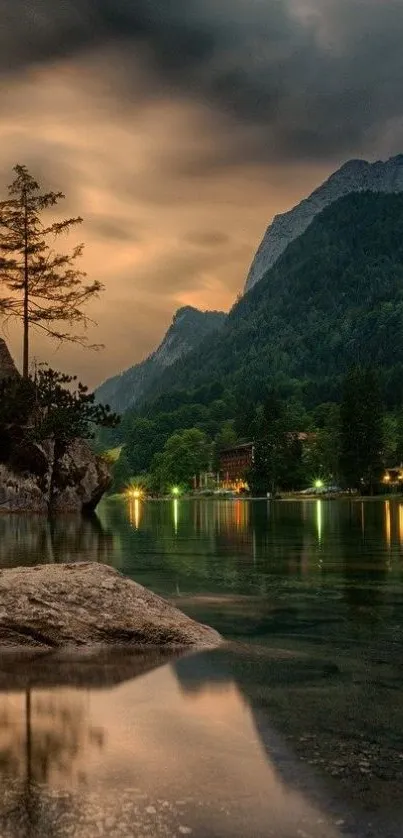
(0, 440, 111, 514)
(0, 464, 47, 513)
(245, 154, 403, 292)
(95, 306, 226, 413)
(0, 337, 111, 514)
(0, 339, 18, 381)
(0, 562, 222, 650)
(51, 439, 112, 513)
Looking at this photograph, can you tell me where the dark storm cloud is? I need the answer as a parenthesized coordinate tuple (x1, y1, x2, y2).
(2, 1, 403, 162)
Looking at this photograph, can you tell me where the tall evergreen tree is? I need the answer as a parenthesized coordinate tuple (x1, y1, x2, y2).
(248, 394, 289, 495)
(339, 366, 384, 493)
(0, 165, 102, 377)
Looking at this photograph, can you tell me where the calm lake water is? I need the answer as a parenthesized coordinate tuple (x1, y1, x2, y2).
(1, 498, 403, 837)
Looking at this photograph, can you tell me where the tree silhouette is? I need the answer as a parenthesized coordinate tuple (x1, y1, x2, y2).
(0, 164, 102, 377)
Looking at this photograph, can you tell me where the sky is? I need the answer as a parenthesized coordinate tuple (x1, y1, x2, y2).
(1, 0, 403, 387)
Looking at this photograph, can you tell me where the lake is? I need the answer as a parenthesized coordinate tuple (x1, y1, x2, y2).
(0, 498, 403, 837)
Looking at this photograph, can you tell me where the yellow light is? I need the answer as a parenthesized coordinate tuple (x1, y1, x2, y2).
(125, 486, 143, 500)
(384, 473, 391, 483)
(385, 499, 391, 548)
(171, 486, 180, 496)
(314, 479, 324, 489)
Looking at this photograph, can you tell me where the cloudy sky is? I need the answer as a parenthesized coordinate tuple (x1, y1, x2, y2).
(1, 0, 403, 387)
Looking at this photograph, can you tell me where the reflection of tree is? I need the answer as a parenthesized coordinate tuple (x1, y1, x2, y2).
(0, 689, 104, 785)
(0, 513, 114, 568)
(0, 688, 105, 838)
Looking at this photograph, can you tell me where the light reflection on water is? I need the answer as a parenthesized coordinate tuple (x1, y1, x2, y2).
(1, 499, 403, 835)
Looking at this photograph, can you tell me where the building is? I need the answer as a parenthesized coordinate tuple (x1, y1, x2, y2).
(383, 465, 403, 486)
(218, 442, 254, 492)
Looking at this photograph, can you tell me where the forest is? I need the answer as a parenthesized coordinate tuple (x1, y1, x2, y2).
(98, 192, 403, 494)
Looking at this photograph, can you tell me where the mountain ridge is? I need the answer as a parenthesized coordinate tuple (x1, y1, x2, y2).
(141, 192, 403, 411)
(95, 306, 226, 413)
(245, 154, 403, 292)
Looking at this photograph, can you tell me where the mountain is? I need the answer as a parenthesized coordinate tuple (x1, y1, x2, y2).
(245, 154, 403, 293)
(95, 306, 226, 413)
(146, 192, 403, 410)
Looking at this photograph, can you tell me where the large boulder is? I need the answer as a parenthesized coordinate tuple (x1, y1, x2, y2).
(0, 562, 222, 650)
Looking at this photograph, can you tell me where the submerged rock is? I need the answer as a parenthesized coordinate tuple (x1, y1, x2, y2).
(0, 562, 222, 650)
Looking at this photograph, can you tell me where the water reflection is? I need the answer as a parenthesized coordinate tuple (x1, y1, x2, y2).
(128, 497, 142, 530)
(0, 500, 403, 834)
(0, 514, 115, 568)
(0, 690, 104, 786)
(0, 659, 346, 838)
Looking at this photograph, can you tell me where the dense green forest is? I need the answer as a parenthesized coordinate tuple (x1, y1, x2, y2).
(97, 192, 403, 492)
(153, 191, 403, 407)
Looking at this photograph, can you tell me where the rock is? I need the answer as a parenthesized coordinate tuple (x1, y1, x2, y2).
(0, 339, 111, 514)
(0, 562, 222, 650)
(245, 154, 403, 292)
(0, 463, 47, 513)
(0, 339, 18, 381)
(0, 440, 111, 514)
(51, 439, 112, 513)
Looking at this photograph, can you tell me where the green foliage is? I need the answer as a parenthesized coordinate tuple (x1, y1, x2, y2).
(99, 193, 403, 493)
(0, 367, 119, 454)
(248, 394, 305, 494)
(339, 366, 384, 492)
(110, 449, 133, 493)
(141, 192, 403, 412)
(303, 404, 341, 483)
(150, 428, 210, 493)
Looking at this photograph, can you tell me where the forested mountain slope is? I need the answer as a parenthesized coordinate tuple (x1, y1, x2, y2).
(146, 193, 403, 410)
(95, 306, 226, 413)
(245, 154, 403, 292)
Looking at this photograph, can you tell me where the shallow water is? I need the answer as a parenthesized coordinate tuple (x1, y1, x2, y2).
(1, 498, 403, 837)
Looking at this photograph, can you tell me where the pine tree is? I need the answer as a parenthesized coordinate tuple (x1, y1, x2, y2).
(339, 366, 384, 493)
(0, 164, 102, 377)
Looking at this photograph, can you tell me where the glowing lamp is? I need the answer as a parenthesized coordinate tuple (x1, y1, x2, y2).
(126, 486, 143, 500)
(314, 479, 324, 489)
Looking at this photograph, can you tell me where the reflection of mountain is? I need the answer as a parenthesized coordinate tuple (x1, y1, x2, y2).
(0, 514, 115, 568)
(173, 642, 403, 822)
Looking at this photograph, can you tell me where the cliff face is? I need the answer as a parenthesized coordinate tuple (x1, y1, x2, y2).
(95, 306, 226, 413)
(0, 339, 18, 381)
(245, 154, 403, 292)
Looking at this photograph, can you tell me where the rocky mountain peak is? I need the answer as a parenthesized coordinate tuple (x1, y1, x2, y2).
(245, 153, 403, 293)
